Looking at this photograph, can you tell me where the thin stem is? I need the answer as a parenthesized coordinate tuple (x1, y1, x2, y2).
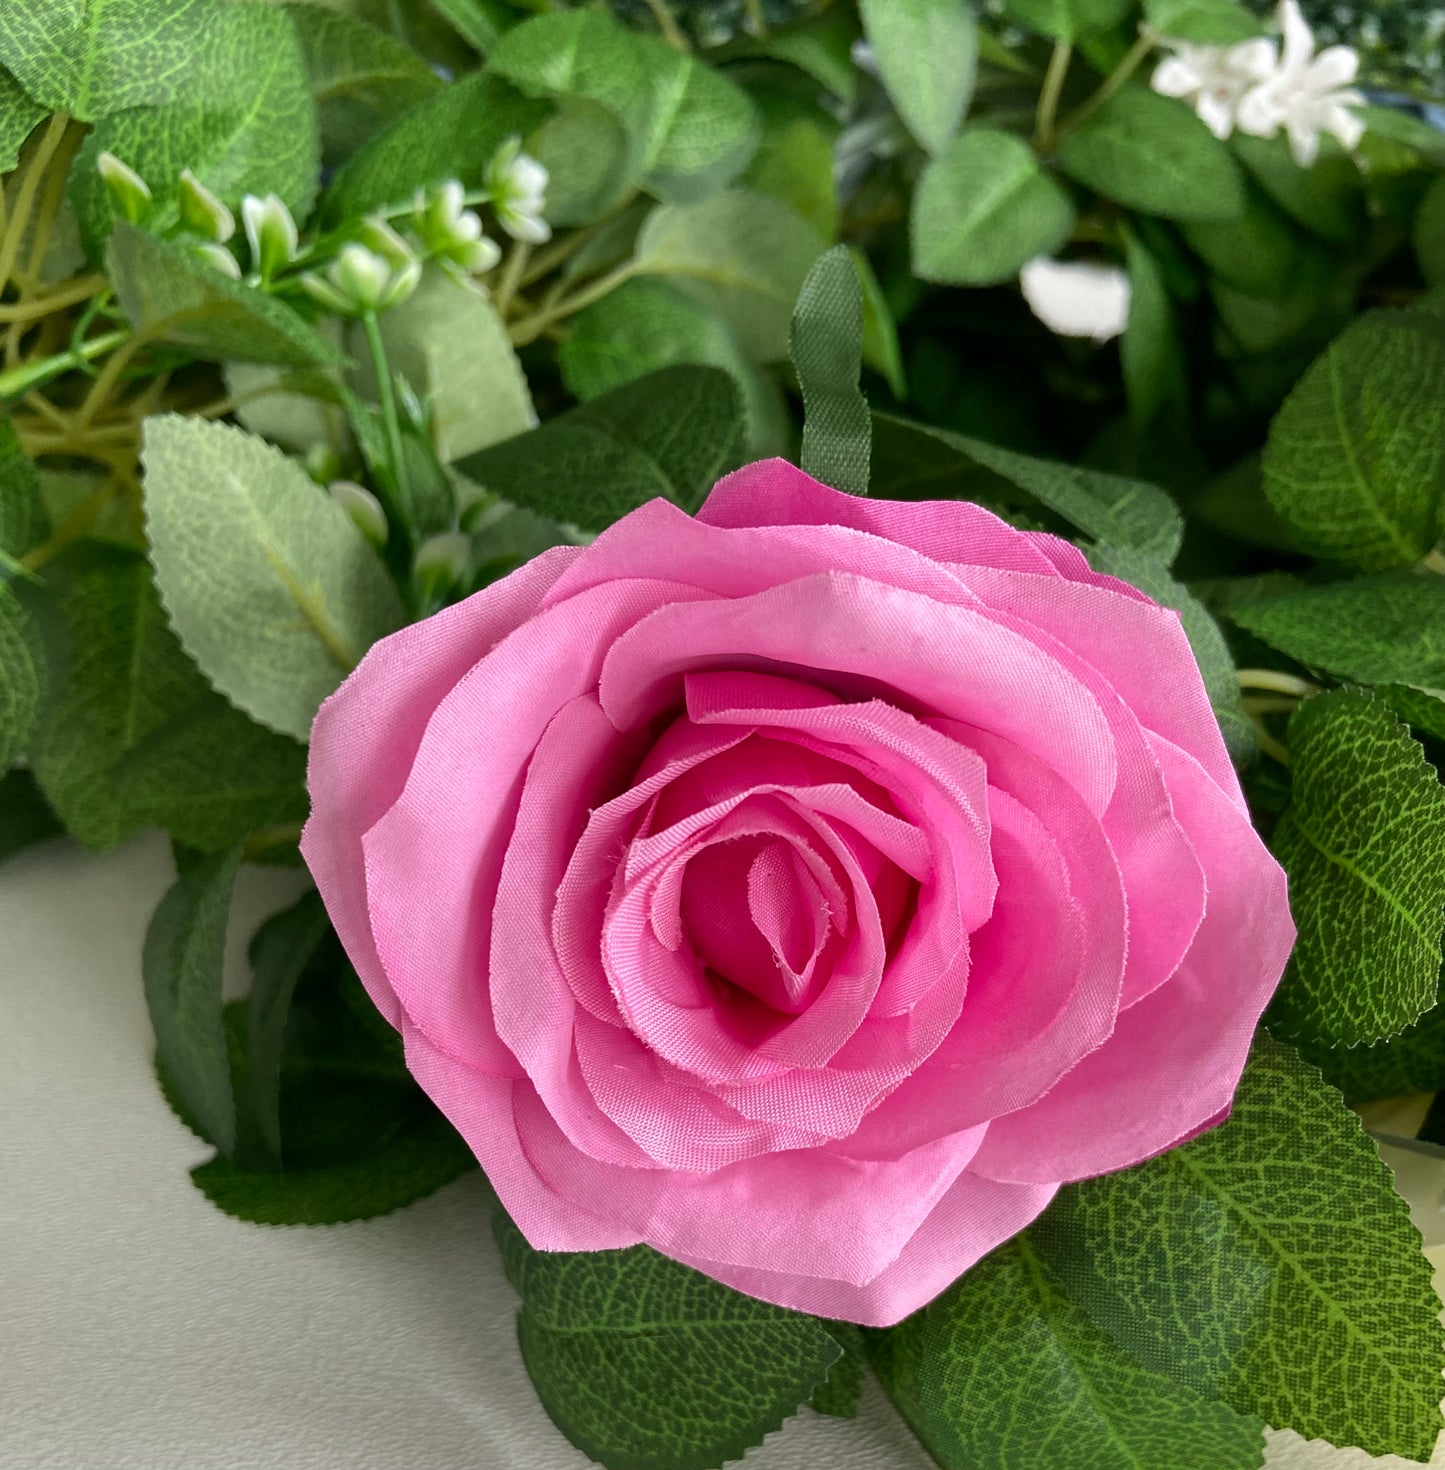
(1241, 694, 1304, 717)
(19, 474, 120, 572)
(1034, 40, 1073, 151)
(1248, 714, 1293, 768)
(21, 116, 83, 287)
(0, 272, 106, 323)
(508, 262, 637, 347)
(0, 112, 71, 294)
(642, 0, 689, 49)
(75, 328, 153, 428)
(360, 308, 411, 520)
(519, 197, 636, 288)
(1237, 667, 1317, 699)
(493, 240, 531, 319)
(1059, 34, 1154, 139)
(0, 326, 127, 402)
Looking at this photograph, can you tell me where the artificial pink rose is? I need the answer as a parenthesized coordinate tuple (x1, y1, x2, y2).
(301, 459, 1294, 1328)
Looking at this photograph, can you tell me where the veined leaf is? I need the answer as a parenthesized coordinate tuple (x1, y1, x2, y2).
(1144, 0, 1267, 41)
(1299, 988, 1445, 1104)
(1003, 0, 1132, 39)
(0, 65, 45, 173)
(859, 0, 977, 156)
(0, 417, 48, 559)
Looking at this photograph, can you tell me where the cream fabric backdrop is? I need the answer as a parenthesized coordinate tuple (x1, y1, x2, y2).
(3, 833, 1441, 1469)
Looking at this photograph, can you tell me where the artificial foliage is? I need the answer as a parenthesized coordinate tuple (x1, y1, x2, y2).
(1, 2, 1445, 1468)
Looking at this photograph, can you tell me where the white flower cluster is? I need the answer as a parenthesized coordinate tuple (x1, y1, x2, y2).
(1151, 0, 1365, 167)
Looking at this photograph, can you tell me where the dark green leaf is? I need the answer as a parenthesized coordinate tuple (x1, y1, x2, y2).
(0, 417, 48, 559)
(810, 1324, 865, 1419)
(0, 766, 62, 865)
(143, 846, 241, 1158)
(494, 1210, 842, 1470)
(724, 9, 861, 106)
(1122, 226, 1188, 433)
(1376, 682, 1445, 744)
(1269, 690, 1445, 1046)
(428, 0, 510, 51)
(912, 127, 1076, 286)
(0, 65, 45, 172)
(853, 246, 907, 402)
(28, 550, 309, 851)
(859, 0, 978, 155)
(1003, 0, 1132, 38)
(870, 1233, 1265, 1470)
(740, 97, 838, 238)
(1144, 0, 1266, 42)
(1181, 185, 1300, 296)
(1416, 174, 1445, 289)
(106, 221, 340, 369)
(1034, 1035, 1444, 1459)
(1299, 989, 1445, 1104)
(1231, 133, 1363, 247)
(457, 365, 743, 531)
(791, 245, 870, 496)
(0, 584, 42, 767)
(1261, 311, 1445, 571)
(1059, 88, 1244, 222)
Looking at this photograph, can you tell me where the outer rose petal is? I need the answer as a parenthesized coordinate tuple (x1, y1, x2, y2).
(301, 547, 580, 1027)
(969, 736, 1294, 1184)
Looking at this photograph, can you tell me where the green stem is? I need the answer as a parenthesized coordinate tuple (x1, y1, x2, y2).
(1058, 33, 1155, 139)
(493, 240, 532, 319)
(642, 0, 689, 49)
(1034, 39, 1073, 151)
(0, 327, 128, 402)
(360, 309, 411, 525)
(508, 262, 637, 347)
(1237, 668, 1317, 699)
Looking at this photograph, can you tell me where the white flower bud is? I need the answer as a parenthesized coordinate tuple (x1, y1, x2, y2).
(331, 243, 395, 311)
(357, 215, 416, 269)
(177, 168, 235, 243)
(241, 193, 299, 283)
(97, 152, 152, 224)
(484, 136, 552, 244)
(412, 532, 471, 597)
(377, 256, 421, 311)
(328, 480, 388, 548)
(193, 242, 241, 279)
(298, 270, 353, 315)
(455, 235, 502, 274)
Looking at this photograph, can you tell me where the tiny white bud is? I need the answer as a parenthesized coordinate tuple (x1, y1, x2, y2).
(358, 214, 416, 268)
(298, 270, 353, 315)
(97, 151, 152, 224)
(329, 480, 388, 548)
(193, 242, 242, 279)
(332, 243, 394, 311)
(413, 531, 471, 589)
(485, 136, 551, 244)
(377, 256, 421, 311)
(177, 168, 235, 243)
(241, 193, 299, 282)
(456, 235, 502, 274)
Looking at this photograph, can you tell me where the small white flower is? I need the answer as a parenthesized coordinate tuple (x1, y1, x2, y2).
(177, 169, 234, 244)
(328, 480, 388, 548)
(241, 193, 299, 283)
(1019, 257, 1132, 343)
(1236, 0, 1365, 166)
(96, 151, 152, 224)
(192, 242, 241, 280)
(484, 137, 551, 244)
(1152, 36, 1278, 139)
(300, 243, 420, 316)
(413, 179, 502, 273)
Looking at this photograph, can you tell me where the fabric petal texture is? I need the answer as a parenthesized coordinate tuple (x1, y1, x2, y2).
(304, 459, 1294, 1327)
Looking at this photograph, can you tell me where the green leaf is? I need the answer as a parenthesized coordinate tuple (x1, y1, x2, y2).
(0, 416, 48, 558)
(1143, 0, 1266, 42)
(724, 8, 861, 106)
(559, 277, 784, 456)
(741, 103, 839, 239)
(1034, 1034, 1445, 1460)
(1059, 88, 1244, 222)
(494, 1210, 842, 1470)
(1231, 133, 1363, 247)
(853, 247, 907, 402)
(0, 766, 62, 866)
(246, 889, 331, 1163)
(1181, 184, 1300, 296)
(320, 69, 548, 224)
(633, 188, 827, 363)
(457, 365, 743, 532)
(1269, 690, 1445, 1046)
(525, 98, 634, 228)
(871, 1232, 1265, 1470)
(143, 846, 242, 1158)
(1300, 990, 1445, 1105)
(1376, 682, 1445, 744)
(106, 222, 340, 369)
(1230, 573, 1445, 692)
(1004, 0, 1132, 37)
(0, 0, 224, 121)
(1261, 311, 1445, 572)
(367, 265, 534, 464)
(141, 414, 404, 742)
(791, 246, 870, 496)
(1122, 227, 1188, 433)
(1417, 174, 1445, 289)
(428, 0, 510, 51)
(0, 584, 42, 767)
(1086, 543, 1256, 765)
(810, 1324, 865, 1419)
(859, 0, 977, 156)
(0, 65, 45, 173)
(284, 1, 441, 164)
(69, 3, 319, 255)
(28, 550, 309, 851)
(912, 127, 1076, 287)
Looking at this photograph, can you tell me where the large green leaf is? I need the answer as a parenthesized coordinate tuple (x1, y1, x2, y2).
(1300, 988, 1445, 1104)
(144, 847, 242, 1159)
(633, 188, 827, 363)
(69, 3, 319, 254)
(1416, 174, 1445, 289)
(0, 65, 45, 172)
(1269, 690, 1445, 1046)
(1003, 0, 1132, 38)
(912, 127, 1076, 287)
(1034, 1035, 1444, 1459)
(791, 246, 870, 496)
(0, 0, 223, 120)
(859, 0, 977, 156)
(456, 365, 743, 532)
(1262, 311, 1445, 571)
(1231, 573, 1445, 692)
(1181, 185, 1300, 297)
(1122, 227, 1188, 433)
(494, 1211, 842, 1470)
(141, 415, 404, 742)
(869, 1234, 1265, 1470)
(1059, 88, 1245, 222)
(107, 221, 340, 369)
(320, 69, 548, 224)
(28, 550, 309, 851)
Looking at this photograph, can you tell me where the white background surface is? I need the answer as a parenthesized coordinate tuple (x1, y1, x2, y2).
(3, 832, 1443, 1470)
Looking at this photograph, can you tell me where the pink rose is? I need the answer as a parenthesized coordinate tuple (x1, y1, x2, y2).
(301, 459, 1293, 1327)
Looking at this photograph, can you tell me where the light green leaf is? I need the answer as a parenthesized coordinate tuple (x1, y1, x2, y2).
(456, 365, 743, 532)
(1261, 311, 1445, 571)
(741, 104, 839, 239)
(143, 846, 242, 1159)
(1230, 573, 1445, 691)
(1034, 1034, 1445, 1460)
(870, 1233, 1265, 1470)
(141, 414, 404, 742)
(1122, 227, 1188, 432)
(1299, 990, 1445, 1105)
(494, 1210, 842, 1470)
(853, 247, 907, 402)
(1416, 173, 1445, 290)
(791, 245, 870, 496)
(811, 1325, 865, 1419)
(726, 8, 861, 106)
(0, 415, 49, 558)
(69, 3, 319, 254)
(1002, 0, 1132, 38)
(224, 357, 351, 456)
(1059, 88, 1244, 221)
(428, 0, 511, 51)
(1231, 133, 1363, 246)
(559, 277, 785, 456)
(28, 550, 309, 851)
(368, 265, 534, 464)
(0, 585, 41, 767)
(525, 98, 634, 227)
(859, 0, 977, 156)
(0, 65, 45, 173)
(912, 127, 1076, 287)
(633, 188, 827, 362)
(320, 70, 548, 224)
(0, 767, 63, 867)
(1144, 0, 1266, 42)
(106, 221, 340, 369)
(1270, 689, 1445, 1046)
(0, 0, 224, 121)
